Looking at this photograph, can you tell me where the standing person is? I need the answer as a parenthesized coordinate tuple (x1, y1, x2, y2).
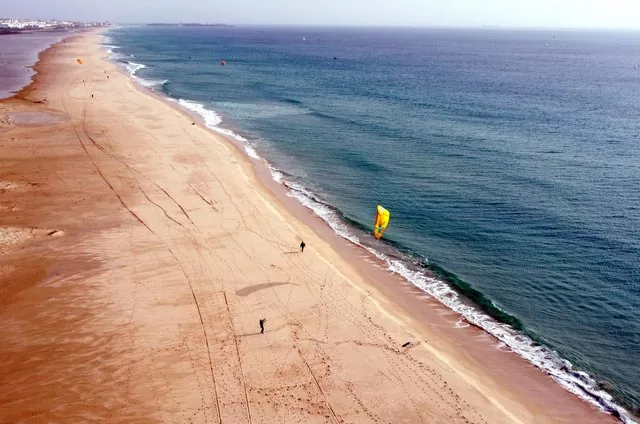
(259, 318, 266, 334)
(300, 241, 306, 252)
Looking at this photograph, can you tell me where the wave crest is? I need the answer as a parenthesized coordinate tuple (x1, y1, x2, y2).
(112, 60, 635, 423)
(273, 171, 636, 424)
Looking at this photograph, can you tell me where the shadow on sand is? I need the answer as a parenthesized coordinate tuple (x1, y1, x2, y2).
(236, 281, 297, 297)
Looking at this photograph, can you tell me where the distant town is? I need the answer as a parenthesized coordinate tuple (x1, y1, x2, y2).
(0, 18, 109, 33)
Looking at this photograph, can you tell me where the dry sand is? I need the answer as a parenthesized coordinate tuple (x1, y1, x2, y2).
(0, 30, 618, 423)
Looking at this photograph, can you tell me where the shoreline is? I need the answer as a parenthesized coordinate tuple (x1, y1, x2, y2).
(0, 29, 627, 423)
(0, 30, 76, 99)
(107, 29, 639, 422)
(106, 31, 638, 421)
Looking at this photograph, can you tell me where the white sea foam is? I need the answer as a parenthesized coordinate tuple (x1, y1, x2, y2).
(101, 33, 118, 52)
(211, 126, 248, 142)
(386, 259, 633, 422)
(113, 42, 636, 421)
(173, 99, 264, 161)
(125, 61, 146, 75)
(177, 99, 222, 127)
(102, 43, 122, 58)
(137, 78, 168, 88)
(245, 145, 261, 160)
(285, 183, 361, 245)
(122, 62, 168, 89)
(148, 91, 634, 421)
(277, 174, 635, 424)
(383, 254, 630, 422)
(268, 165, 284, 183)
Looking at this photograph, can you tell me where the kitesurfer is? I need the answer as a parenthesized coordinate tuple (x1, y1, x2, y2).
(300, 241, 306, 252)
(259, 318, 266, 334)
(373, 205, 390, 239)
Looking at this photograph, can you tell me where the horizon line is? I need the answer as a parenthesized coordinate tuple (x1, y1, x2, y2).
(110, 22, 640, 32)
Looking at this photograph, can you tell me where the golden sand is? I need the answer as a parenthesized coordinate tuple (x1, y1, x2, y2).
(0, 30, 616, 423)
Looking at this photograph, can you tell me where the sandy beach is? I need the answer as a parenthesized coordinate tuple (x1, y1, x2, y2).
(0, 30, 620, 423)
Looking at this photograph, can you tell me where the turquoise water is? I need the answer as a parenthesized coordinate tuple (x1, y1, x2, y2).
(106, 26, 640, 420)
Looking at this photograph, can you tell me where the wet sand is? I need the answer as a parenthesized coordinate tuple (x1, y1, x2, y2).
(0, 31, 69, 99)
(0, 30, 619, 423)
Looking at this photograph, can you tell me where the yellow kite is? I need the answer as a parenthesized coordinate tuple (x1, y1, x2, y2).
(373, 205, 390, 239)
(76, 58, 83, 64)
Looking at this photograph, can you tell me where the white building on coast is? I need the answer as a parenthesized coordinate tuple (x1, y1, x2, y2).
(0, 18, 107, 30)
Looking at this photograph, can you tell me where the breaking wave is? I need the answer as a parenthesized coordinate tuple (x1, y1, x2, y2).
(171, 99, 262, 161)
(157, 92, 637, 422)
(270, 171, 636, 424)
(121, 61, 168, 89)
(115, 64, 636, 424)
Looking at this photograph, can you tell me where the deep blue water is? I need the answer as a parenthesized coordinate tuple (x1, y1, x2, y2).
(107, 26, 640, 418)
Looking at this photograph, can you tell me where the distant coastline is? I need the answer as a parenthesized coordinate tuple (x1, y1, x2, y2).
(146, 23, 233, 27)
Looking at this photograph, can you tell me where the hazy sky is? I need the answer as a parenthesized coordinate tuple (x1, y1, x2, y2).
(5, 0, 640, 29)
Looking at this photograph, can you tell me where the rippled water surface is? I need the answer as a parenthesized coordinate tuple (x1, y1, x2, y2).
(108, 26, 640, 417)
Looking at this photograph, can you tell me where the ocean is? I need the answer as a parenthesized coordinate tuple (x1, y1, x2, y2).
(105, 26, 640, 421)
(0, 31, 68, 99)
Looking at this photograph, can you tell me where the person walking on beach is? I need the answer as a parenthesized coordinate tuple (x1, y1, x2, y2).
(300, 241, 306, 252)
(259, 318, 266, 334)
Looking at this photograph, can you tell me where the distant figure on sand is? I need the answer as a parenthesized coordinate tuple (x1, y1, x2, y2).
(300, 241, 306, 252)
(259, 318, 266, 334)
